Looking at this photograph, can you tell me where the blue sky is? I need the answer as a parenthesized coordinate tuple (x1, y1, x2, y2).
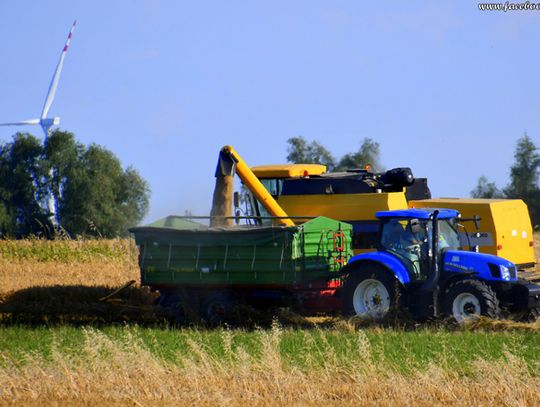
(0, 1, 538, 222)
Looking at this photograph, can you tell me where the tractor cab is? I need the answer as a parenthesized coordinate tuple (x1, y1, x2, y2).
(377, 208, 461, 281)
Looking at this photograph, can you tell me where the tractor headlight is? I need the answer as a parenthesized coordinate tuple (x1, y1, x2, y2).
(500, 265, 511, 281)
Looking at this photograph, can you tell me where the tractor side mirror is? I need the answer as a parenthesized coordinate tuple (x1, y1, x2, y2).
(233, 191, 240, 209)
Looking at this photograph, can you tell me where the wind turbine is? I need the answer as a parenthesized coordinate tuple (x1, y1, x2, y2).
(0, 20, 76, 137)
(0, 21, 77, 228)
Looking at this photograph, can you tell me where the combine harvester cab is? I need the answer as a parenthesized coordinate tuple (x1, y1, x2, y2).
(341, 208, 540, 322)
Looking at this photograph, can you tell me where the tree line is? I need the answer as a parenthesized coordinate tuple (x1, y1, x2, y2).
(0, 131, 149, 238)
(286, 134, 540, 228)
(2, 130, 536, 238)
(286, 137, 383, 172)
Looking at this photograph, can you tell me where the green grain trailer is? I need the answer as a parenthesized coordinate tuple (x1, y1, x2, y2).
(130, 216, 352, 321)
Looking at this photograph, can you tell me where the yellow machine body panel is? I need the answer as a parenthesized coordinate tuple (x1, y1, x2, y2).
(273, 192, 408, 255)
(409, 198, 535, 267)
(275, 192, 408, 221)
(251, 164, 327, 178)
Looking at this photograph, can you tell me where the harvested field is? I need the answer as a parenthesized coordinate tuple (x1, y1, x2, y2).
(0, 239, 138, 292)
(0, 236, 539, 405)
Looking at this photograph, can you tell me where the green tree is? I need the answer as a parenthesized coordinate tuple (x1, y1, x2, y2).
(0, 131, 150, 238)
(335, 138, 383, 172)
(286, 136, 383, 172)
(43, 130, 83, 224)
(470, 176, 504, 199)
(504, 133, 540, 198)
(59, 144, 150, 237)
(0, 133, 51, 237)
(286, 136, 336, 171)
(504, 133, 540, 227)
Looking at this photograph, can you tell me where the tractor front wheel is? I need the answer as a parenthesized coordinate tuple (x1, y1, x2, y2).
(442, 279, 500, 323)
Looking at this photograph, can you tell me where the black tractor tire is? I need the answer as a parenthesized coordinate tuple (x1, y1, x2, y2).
(342, 267, 401, 319)
(442, 279, 500, 323)
(525, 308, 540, 323)
(201, 291, 239, 326)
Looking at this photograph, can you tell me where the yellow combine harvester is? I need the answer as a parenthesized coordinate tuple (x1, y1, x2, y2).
(247, 163, 535, 269)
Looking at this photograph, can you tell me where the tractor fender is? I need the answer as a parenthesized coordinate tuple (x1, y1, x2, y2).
(437, 271, 477, 295)
(342, 252, 411, 285)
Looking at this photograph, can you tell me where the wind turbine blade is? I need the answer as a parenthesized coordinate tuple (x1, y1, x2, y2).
(0, 119, 40, 126)
(41, 20, 76, 120)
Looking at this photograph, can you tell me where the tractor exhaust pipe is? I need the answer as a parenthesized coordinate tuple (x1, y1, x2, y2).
(418, 210, 440, 318)
(431, 210, 440, 316)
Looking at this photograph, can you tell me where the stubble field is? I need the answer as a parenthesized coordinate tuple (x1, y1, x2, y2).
(0, 235, 539, 405)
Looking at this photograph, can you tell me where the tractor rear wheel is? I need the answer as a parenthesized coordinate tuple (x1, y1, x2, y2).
(342, 269, 400, 320)
(442, 279, 500, 323)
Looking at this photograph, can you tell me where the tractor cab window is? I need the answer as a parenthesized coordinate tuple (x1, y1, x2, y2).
(380, 218, 429, 280)
(381, 216, 463, 281)
(430, 220, 461, 252)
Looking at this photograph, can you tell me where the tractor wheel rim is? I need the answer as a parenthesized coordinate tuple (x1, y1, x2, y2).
(352, 279, 390, 319)
(452, 293, 481, 322)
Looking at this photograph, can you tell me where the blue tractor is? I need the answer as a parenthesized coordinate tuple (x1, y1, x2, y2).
(341, 208, 540, 322)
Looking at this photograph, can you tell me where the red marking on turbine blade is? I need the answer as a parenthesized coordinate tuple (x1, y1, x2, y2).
(63, 45, 69, 52)
(68, 33, 72, 39)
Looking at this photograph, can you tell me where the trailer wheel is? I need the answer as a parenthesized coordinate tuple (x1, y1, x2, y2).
(159, 292, 188, 324)
(201, 291, 238, 326)
(343, 269, 399, 320)
(442, 280, 500, 323)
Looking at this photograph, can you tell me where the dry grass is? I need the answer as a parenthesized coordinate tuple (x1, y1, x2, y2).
(0, 239, 138, 293)
(0, 326, 538, 406)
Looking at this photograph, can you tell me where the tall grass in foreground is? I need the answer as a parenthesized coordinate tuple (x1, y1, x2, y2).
(0, 324, 538, 406)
